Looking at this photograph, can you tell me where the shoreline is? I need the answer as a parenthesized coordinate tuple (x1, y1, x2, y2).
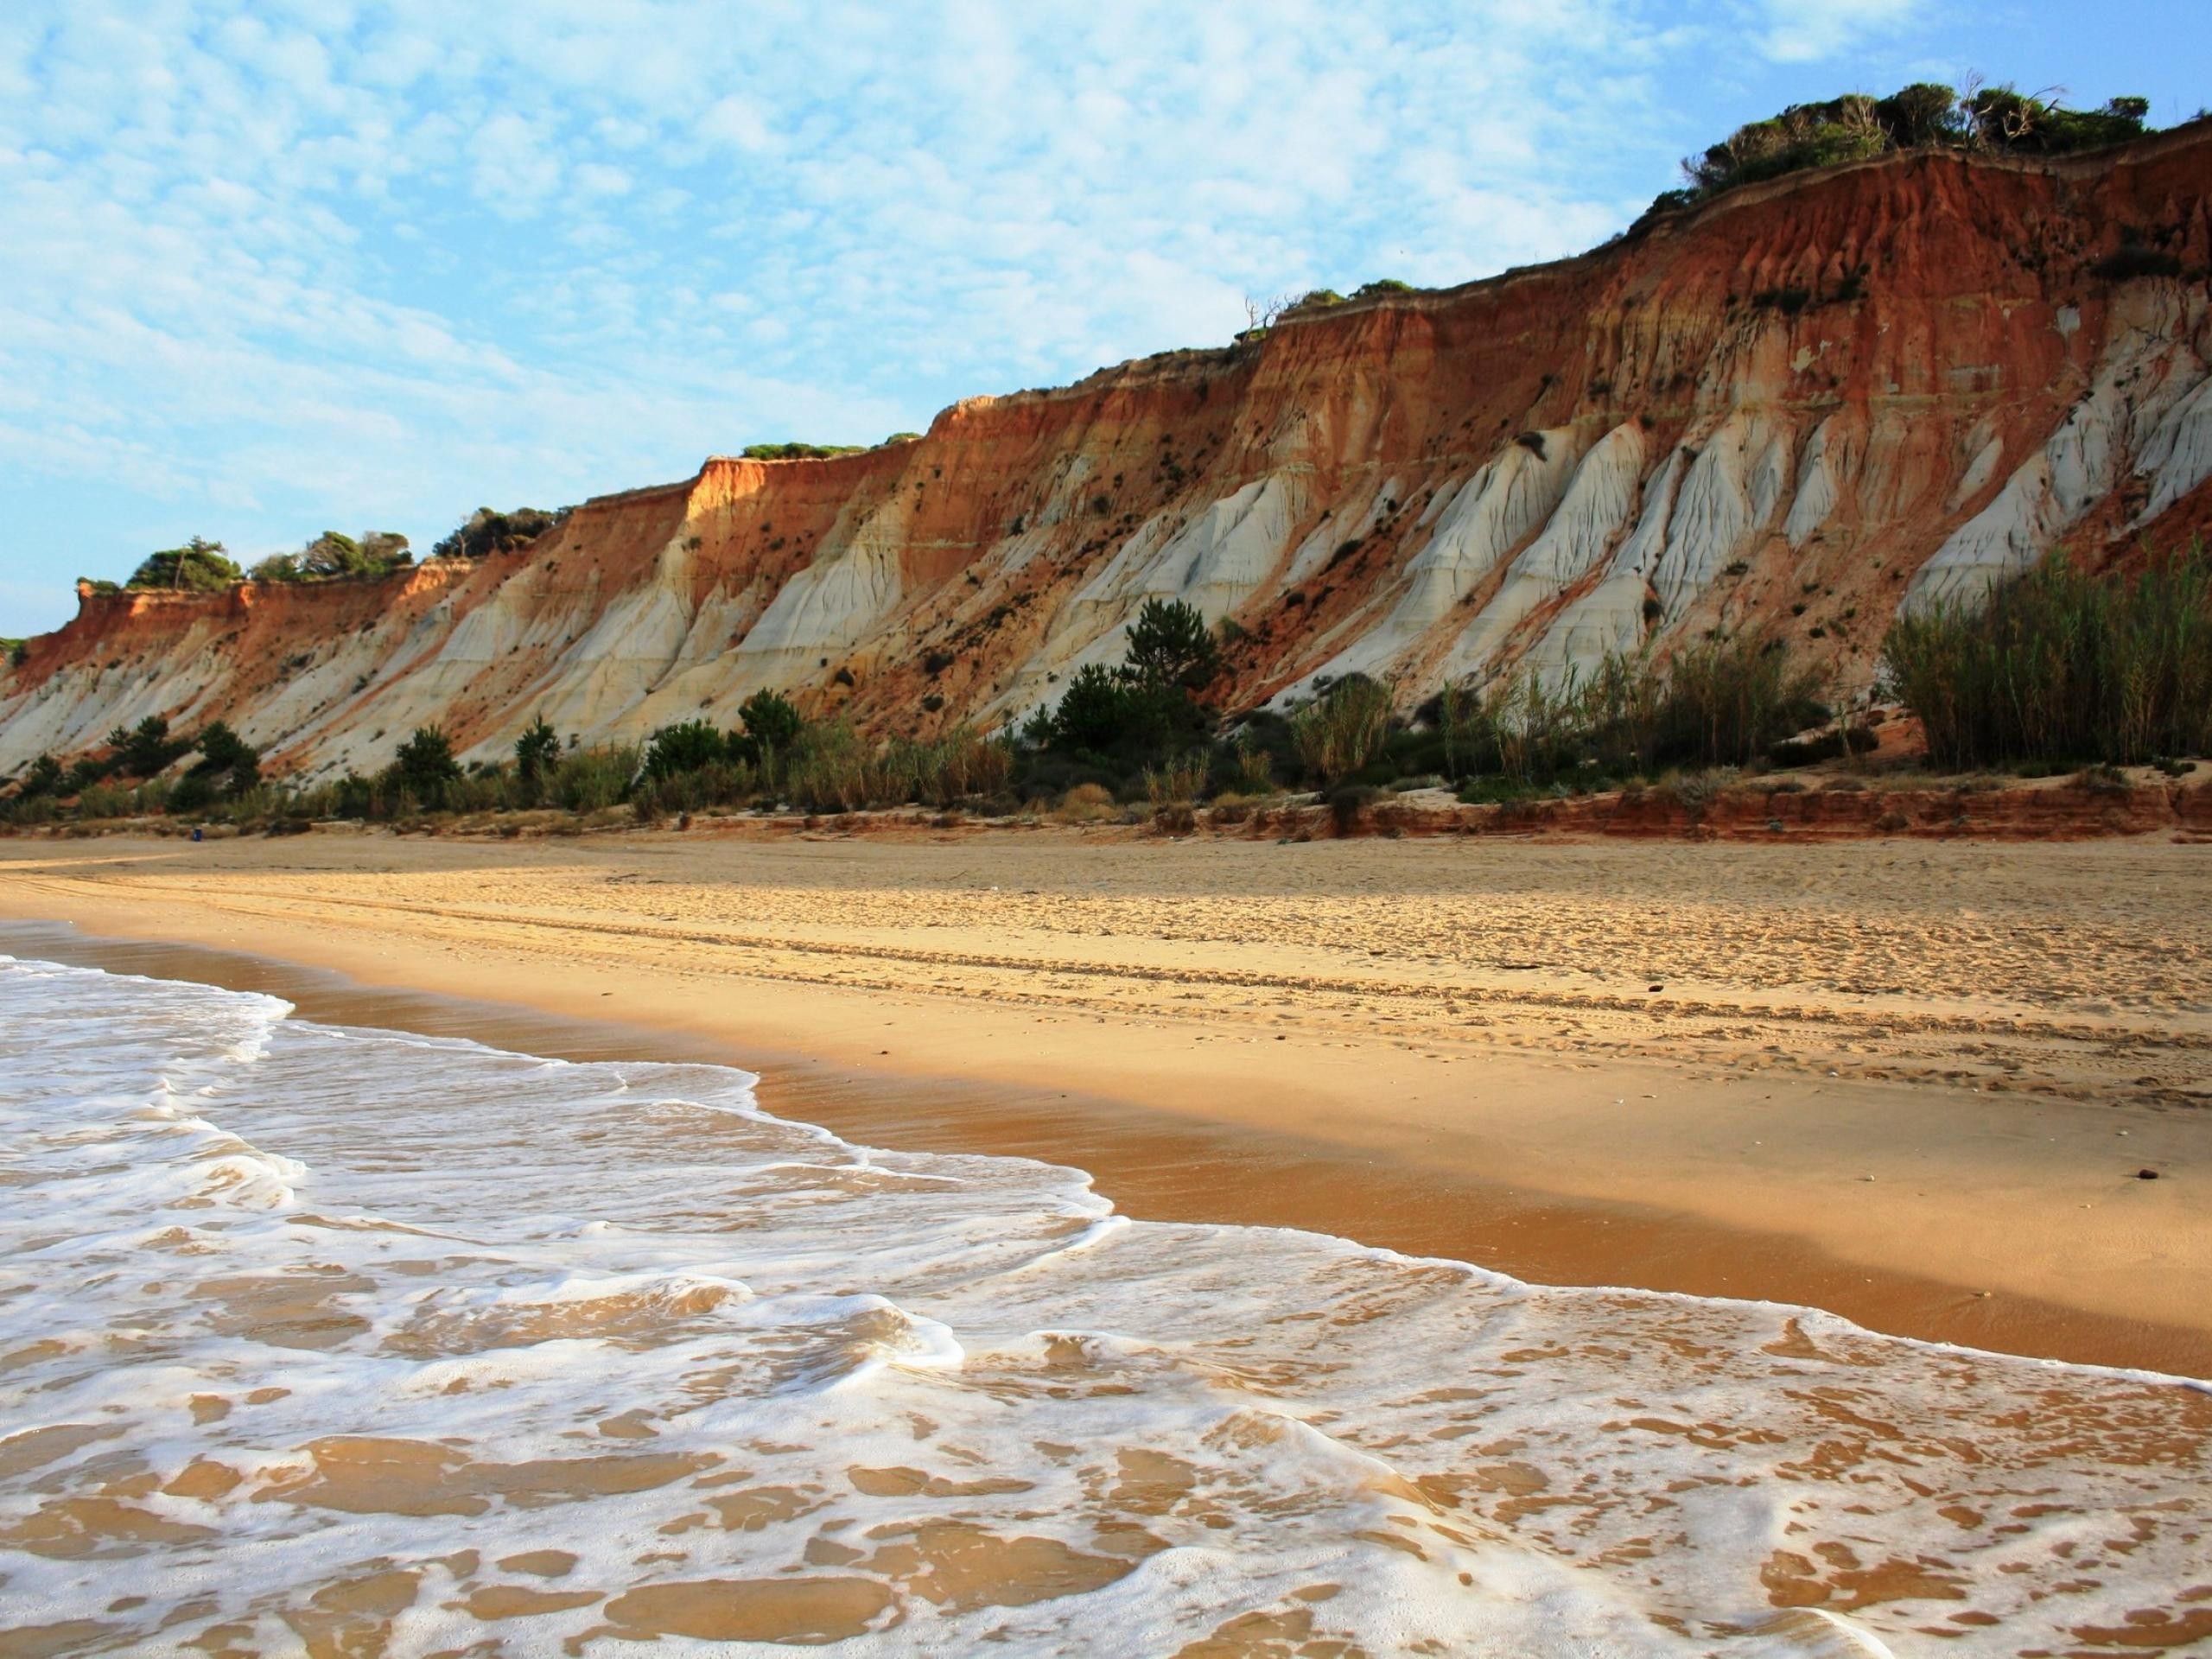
(3, 828, 2206, 1378)
(15, 917, 2208, 1382)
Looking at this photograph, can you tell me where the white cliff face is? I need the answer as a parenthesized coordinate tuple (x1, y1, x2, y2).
(1943, 433, 2005, 517)
(729, 502, 910, 688)
(1001, 474, 1307, 718)
(1482, 411, 1785, 695)
(1090, 474, 1305, 622)
(1518, 444, 1691, 689)
(1903, 452, 2070, 615)
(1281, 477, 1403, 588)
(1784, 416, 1847, 548)
(2136, 368, 2212, 524)
(1267, 433, 1580, 704)
(1906, 300, 2211, 614)
(1649, 412, 1783, 623)
(1438, 424, 1647, 684)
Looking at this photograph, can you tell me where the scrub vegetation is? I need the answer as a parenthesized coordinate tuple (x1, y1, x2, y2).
(1881, 545, 2212, 770)
(251, 531, 413, 583)
(1643, 81, 2153, 223)
(10, 550, 2206, 836)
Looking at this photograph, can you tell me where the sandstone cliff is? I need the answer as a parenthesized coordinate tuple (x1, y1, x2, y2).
(6, 122, 2211, 780)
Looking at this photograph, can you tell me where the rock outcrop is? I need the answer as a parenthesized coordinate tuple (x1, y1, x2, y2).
(6, 122, 2212, 779)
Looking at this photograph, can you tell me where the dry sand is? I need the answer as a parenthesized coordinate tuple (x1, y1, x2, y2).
(2, 823, 2206, 1375)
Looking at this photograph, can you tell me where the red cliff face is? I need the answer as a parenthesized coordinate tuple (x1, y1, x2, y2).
(6, 124, 2211, 779)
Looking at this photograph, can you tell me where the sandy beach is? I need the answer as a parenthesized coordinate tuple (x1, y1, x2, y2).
(2, 823, 2206, 1375)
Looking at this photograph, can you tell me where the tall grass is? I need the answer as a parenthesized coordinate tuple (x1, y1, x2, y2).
(1292, 676, 1393, 784)
(1142, 750, 1209, 806)
(1882, 546, 2212, 768)
(554, 745, 642, 812)
(1447, 637, 1824, 785)
(783, 721, 1013, 813)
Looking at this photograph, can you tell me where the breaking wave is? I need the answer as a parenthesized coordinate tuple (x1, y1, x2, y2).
(1, 955, 2205, 1656)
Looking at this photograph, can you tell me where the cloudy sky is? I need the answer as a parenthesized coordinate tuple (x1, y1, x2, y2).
(1, 0, 2202, 634)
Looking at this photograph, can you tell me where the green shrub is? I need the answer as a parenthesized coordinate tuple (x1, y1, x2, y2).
(1455, 774, 1544, 806)
(129, 537, 242, 593)
(1657, 767, 1734, 813)
(1051, 664, 1133, 753)
(514, 716, 562, 802)
(1877, 81, 1967, 148)
(182, 721, 261, 798)
(1649, 82, 2153, 222)
(780, 721, 1011, 813)
(1229, 734, 1274, 795)
(392, 727, 462, 804)
(1881, 545, 2212, 768)
(909, 726, 1012, 805)
(741, 442, 866, 461)
(251, 531, 412, 583)
(168, 772, 219, 813)
(1648, 636, 1827, 769)
(2, 639, 24, 669)
(733, 688, 804, 762)
(645, 719, 729, 779)
(1143, 751, 1208, 807)
(110, 715, 191, 779)
(554, 745, 639, 813)
(1426, 637, 1822, 793)
(633, 759, 754, 817)
(1963, 89, 2148, 153)
(1126, 597, 1222, 690)
(18, 753, 65, 798)
(75, 780, 137, 819)
(430, 506, 567, 561)
(783, 721, 872, 812)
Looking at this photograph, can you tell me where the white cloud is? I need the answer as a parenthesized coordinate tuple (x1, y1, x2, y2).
(0, 0, 1944, 631)
(1751, 0, 1923, 63)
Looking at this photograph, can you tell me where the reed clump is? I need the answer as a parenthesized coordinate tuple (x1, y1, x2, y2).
(1440, 637, 1826, 797)
(1880, 545, 2212, 769)
(1291, 675, 1393, 784)
(781, 721, 1014, 814)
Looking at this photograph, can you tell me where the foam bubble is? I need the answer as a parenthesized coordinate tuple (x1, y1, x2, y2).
(1, 955, 2206, 1656)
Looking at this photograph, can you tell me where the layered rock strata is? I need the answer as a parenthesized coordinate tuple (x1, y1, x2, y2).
(6, 124, 2211, 778)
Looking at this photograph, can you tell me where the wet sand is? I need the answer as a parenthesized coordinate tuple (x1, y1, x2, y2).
(1, 827, 2206, 1376)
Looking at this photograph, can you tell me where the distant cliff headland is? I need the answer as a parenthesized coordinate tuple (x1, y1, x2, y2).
(4, 86, 2209, 833)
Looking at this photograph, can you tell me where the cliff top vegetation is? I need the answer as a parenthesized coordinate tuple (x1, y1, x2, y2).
(429, 505, 569, 561)
(128, 537, 244, 593)
(1644, 80, 2155, 223)
(251, 530, 413, 584)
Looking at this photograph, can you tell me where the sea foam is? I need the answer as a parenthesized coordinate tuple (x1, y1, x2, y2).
(0, 955, 2205, 1656)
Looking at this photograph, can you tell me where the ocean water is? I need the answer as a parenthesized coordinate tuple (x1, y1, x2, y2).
(1, 957, 2207, 1658)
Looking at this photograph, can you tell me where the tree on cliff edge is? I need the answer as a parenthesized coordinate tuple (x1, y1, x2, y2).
(129, 537, 243, 593)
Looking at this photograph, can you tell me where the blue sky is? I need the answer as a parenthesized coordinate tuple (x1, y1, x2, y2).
(2, 0, 2203, 636)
